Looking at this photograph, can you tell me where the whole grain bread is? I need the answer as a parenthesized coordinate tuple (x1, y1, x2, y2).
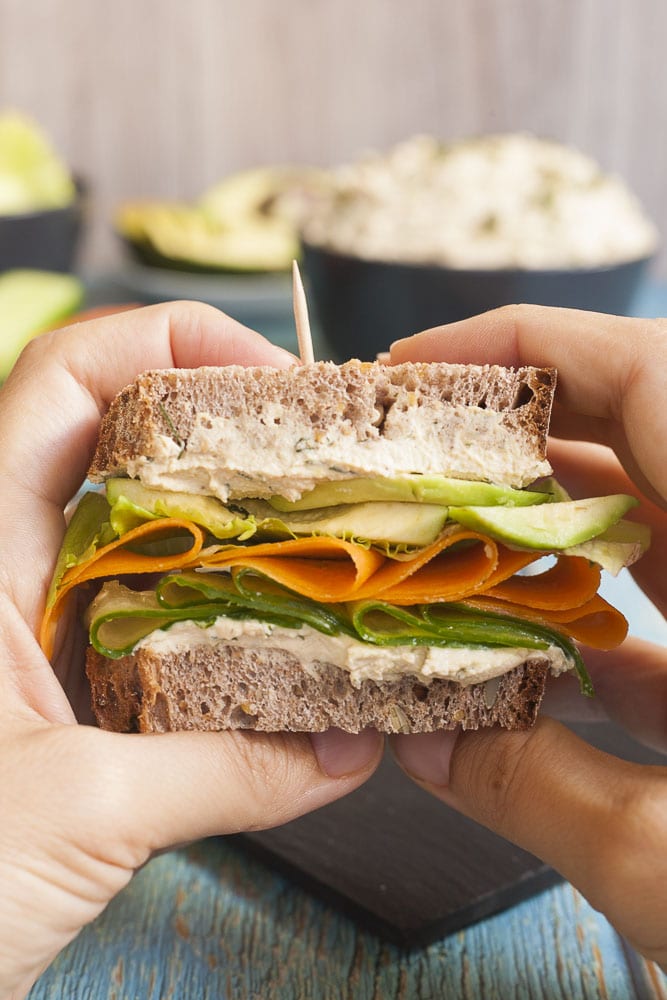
(88, 360, 556, 491)
(86, 645, 549, 734)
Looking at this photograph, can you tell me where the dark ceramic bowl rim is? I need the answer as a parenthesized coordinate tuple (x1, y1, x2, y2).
(301, 239, 656, 280)
(0, 176, 85, 223)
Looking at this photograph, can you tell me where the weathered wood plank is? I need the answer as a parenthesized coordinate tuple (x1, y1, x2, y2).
(28, 839, 666, 999)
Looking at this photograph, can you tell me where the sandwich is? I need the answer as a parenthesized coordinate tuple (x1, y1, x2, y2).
(40, 360, 649, 734)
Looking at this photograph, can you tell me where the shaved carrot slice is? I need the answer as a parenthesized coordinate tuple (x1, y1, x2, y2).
(198, 537, 385, 600)
(351, 528, 495, 602)
(484, 556, 601, 610)
(372, 539, 541, 605)
(40, 518, 205, 659)
(41, 513, 626, 660)
(463, 593, 628, 650)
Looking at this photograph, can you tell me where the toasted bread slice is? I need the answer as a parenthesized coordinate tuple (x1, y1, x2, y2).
(88, 361, 556, 497)
(86, 645, 549, 734)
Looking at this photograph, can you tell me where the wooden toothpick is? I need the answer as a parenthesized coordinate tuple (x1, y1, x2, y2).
(292, 260, 315, 364)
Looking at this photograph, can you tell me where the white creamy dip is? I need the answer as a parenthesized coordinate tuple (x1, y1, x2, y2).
(125, 400, 550, 501)
(135, 616, 571, 688)
(302, 133, 658, 270)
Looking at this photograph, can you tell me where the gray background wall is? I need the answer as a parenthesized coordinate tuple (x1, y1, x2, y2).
(1, 0, 665, 274)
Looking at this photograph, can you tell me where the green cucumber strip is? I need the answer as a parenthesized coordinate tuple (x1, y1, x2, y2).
(87, 573, 593, 695)
(157, 569, 352, 638)
(441, 602, 593, 697)
(86, 583, 221, 658)
(349, 600, 549, 650)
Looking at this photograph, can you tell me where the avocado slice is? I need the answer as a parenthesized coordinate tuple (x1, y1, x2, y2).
(106, 479, 257, 540)
(269, 475, 550, 512)
(199, 165, 331, 226)
(106, 480, 450, 549)
(199, 167, 293, 225)
(0, 270, 84, 379)
(449, 494, 638, 550)
(243, 499, 450, 548)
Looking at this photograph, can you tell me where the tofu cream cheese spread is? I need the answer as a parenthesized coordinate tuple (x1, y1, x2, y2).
(136, 616, 571, 688)
(126, 401, 550, 501)
(302, 133, 658, 270)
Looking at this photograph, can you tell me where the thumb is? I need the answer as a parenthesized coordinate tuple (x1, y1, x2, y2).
(0, 722, 381, 998)
(390, 719, 667, 965)
(103, 725, 383, 852)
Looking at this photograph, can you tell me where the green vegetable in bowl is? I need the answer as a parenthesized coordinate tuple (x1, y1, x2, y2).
(0, 112, 75, 215)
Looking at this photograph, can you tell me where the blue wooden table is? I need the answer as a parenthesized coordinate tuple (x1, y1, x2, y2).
(27, 275, 667, 998)
(27, 838, 667, 998)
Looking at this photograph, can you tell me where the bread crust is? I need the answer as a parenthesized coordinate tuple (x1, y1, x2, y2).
(86, 645, 549, 734)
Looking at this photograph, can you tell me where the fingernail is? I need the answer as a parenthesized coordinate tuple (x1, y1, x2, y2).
(391, 729, 460, 787)
(311, 727, 381, 778)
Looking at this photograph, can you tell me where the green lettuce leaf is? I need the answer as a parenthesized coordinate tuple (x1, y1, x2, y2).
(46, 491, 116, 608)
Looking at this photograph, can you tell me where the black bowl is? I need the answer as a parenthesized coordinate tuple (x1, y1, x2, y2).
(0, 181, 85, 274)
(302, 241, 653, 362)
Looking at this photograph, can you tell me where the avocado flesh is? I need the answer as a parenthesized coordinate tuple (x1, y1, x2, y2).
(268, 475, 550, 512)
(0, 112, 75, 213)
(242, 499, 450, 548)
(449, 495, 638, 550)
(198, 166, 311, 225)
(0, 270, 83, 379)
(149, 213, 297, 271)
(199, 168, 281, 224)
(106, 479, 256, 540)
(106, 480, 450, 549)
(106, 478, 644, 563)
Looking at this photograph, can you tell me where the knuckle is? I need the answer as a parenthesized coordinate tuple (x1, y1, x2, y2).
(499, 301, 535, 328)
(648, 315, 667, 340)
(223, 730, 312, 829)
(12, 331, 51, 373)
(595, 775, 667, 881)
(455, 727, 542, 832)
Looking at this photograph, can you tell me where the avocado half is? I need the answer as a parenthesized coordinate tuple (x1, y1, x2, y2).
(116, 167, 328, 273)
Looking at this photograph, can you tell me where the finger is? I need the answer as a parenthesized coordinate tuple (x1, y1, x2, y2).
(538, 670, 608, 723)
(541, 639, 667, 754)
(547, 437, 635, 496)
(547, 409, 663, 508)
(0, 300, 296, 507)
(0, 720, 382, 994)
(0, 595, 75, 725)
(390, 305, 667, 502)
(0, 302, 296, 626)
(575, 639, 667, 753)
(95, 726, 383, 851)
(391, 720, 667, 964)
(545, 438, 667, 609)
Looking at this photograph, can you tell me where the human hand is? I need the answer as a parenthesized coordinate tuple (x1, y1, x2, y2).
(389, 304, 667, 969)
(0, 303, 382, 999)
